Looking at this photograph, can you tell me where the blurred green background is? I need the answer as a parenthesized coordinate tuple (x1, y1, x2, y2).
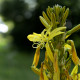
(0, 0, 80, 80)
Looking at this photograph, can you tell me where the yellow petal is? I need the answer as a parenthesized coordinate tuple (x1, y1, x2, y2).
(78, 73, 80, 80)
(46, 42, 54, 62)
(49, 27, 66, 40)
(40, 63, 44, 80)
(32, 46, 40, 67)
(66, 34, 71, 39)
(71, 65, 78, 76)
(64, 43, 72, 50)
(27, 32, 41, 42)
(43, 71, 49, 80)
(49, 31, 64, 40)
(67, 40, 80, 65)
(78, 73, 80, 76)
(31, 66, 40, 75)
(51, 27, 66, 33)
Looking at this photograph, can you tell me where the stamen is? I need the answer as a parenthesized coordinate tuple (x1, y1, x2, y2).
(40, 42, 45, 49)
(32, 42, 40, 48)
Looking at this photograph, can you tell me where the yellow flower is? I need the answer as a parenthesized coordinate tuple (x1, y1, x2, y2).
(27, 5, 80, 80)
(27, 27, 66, 49)
(66, 40, 80, 66)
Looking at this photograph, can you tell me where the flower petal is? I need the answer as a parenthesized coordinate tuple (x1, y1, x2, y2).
(40, 63, 44, 80)
(27, 33, 41, 42)
(46, 42, 54, 62)
(64, 43, 72, 50)
(78, 73, 80, 79)
(48, 27, 66, 40)
(32, 46, 40, 67)
(71, 65, 78, 76)
(67, 40, 80, 65)
(31, 66, 40, 75)
(43, 71, 49, 80)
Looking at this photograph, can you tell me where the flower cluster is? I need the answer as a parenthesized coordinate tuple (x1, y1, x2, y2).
(27, 5, 80, 80)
